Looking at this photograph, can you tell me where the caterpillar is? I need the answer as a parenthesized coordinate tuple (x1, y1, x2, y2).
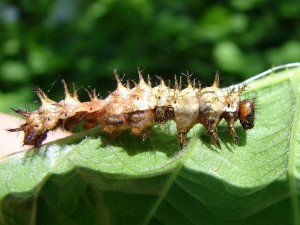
(7, 69, 255, 149)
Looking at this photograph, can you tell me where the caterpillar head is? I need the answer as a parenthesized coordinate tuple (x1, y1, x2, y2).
(238, 98, 255, 129)
(7, 109, 48, 147)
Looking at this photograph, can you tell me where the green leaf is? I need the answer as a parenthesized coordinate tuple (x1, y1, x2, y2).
(1, 63, 300, 225)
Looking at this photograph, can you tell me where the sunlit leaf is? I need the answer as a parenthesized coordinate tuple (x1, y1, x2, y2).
(1, 64, 300, 225)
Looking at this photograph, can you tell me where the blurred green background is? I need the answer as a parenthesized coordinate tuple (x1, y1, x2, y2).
(0, 0, 300, 112)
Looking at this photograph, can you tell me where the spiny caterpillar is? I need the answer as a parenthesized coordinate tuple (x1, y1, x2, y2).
(8, 69, 255, 149)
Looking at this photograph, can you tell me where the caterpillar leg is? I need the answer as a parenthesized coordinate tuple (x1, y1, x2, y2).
(203, 118, 221, 148)
(137, 127, 151, 141)
(228, 125, 238, 144)
(209, 130, 221, 148)
(224, 114, 239, 144)
(177, 130, 187, 149)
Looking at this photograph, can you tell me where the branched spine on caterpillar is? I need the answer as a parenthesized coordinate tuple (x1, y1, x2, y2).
(7, 68, 255, 149)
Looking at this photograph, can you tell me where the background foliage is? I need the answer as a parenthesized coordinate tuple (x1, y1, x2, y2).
(0, 0, 300, 111)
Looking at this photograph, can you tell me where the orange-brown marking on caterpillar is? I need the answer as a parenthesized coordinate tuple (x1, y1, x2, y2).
(238, 98, 255, 129)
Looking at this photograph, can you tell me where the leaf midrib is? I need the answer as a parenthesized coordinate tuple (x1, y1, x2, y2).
(288, 73, 300, 225)
(141, 136, 199, 225)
